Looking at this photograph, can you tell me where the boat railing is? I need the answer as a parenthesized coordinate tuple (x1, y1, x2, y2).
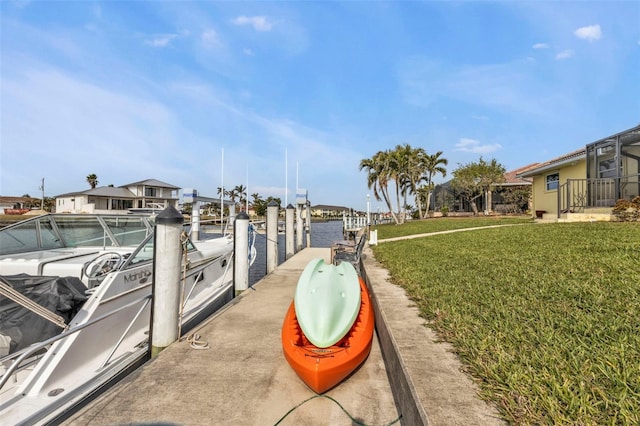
(0, 294, 152, 392)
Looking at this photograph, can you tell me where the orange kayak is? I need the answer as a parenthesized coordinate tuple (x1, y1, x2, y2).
(281, 277, 375, 394)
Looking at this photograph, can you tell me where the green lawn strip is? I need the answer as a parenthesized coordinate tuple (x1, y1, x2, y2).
(372, 222, 640, 424)
(372, 216, 533, 240)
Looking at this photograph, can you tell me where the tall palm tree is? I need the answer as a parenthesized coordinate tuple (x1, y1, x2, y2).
(360, 150, 400, 224)
(394, 144, 432, 220)
(386, 148, 405, 223)
(86, 174, 99, 189)
(216, 187, 230, 199)
(421, 151, 448, 217)
(391, 145, 409, 222)
(233, 185, 247, 210)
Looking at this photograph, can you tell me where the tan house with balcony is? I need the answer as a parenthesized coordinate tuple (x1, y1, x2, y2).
(310, 204, 352, 218)
(518, 124, 640, 221)
(55, 179, 180, 214)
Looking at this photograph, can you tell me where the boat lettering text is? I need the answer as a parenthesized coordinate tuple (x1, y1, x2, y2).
(124, 269, 152, 284)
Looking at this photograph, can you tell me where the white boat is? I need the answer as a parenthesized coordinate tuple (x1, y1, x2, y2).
(0, 212, 254, 425)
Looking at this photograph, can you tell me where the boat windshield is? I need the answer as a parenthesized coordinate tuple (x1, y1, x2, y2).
(0, 215, 153, 255)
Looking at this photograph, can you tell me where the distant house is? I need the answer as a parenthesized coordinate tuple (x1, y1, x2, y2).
(491, 163, 539, 214)
(431, 164, 538, 215)
(0, 196, 41, 214)
(55, 179, 180, 214)
(517, 124, 640, 220)
(310, 204, 352, 218)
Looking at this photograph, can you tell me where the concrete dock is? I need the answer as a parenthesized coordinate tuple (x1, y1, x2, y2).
(64, 246, 504, 426)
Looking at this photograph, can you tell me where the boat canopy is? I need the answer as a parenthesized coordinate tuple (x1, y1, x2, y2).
(0, 274, 87, 355)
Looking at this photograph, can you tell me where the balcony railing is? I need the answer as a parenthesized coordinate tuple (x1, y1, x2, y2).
(558, 174, 640, 217)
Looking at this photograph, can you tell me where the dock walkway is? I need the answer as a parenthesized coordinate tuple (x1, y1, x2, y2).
(65, 246, 504, 425)
(64, 249, 398, 426)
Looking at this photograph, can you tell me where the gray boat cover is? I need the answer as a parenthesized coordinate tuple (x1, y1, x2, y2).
(0, 274, 88, 354)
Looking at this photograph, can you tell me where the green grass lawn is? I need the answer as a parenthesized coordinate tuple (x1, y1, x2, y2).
(371, 219, 639, 425)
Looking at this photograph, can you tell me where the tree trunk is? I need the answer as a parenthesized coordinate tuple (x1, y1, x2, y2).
(423, 190, 432, 219)
(380, 186, 400, 224)
(470, 201, 479, 216)
(394, 181, 403, 224)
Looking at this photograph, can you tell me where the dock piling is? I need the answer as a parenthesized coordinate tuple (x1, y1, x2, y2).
(151, 206, 184, 358)
(233, 211, 249, 294)
(285, 204, 295, 260)
(266, 201, 279, 274)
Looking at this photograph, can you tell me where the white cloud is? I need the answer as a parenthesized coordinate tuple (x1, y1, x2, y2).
(555, 49, 574, 60)
(243, 48, 254, 56)
(232, 16, 273, 32)
(201, 28, 222, 47)
(574, 24, 602, 42)
(145, 34, 178, 47)
(455, 138, 502, 154)
(533, 43, 549, 49)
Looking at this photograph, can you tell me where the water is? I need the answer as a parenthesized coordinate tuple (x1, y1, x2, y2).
(249, 220, 344, 285)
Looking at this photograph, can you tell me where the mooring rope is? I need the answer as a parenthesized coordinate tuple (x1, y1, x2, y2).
(273, 394, 402, 426)
(186, 333, 209, 350)
(254, 230, 279, 245)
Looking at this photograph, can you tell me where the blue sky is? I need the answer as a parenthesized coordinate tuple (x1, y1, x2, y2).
(1, 1, 639, 211)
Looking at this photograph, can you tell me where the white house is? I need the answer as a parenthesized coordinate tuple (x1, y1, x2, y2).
(55, 179, 180, 214)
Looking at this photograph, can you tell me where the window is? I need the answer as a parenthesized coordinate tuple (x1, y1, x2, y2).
(111, 199, 133, 210)
(546, 173, 559, 191)
(598, 157, 618, 178)
(145, 187, 157, 197)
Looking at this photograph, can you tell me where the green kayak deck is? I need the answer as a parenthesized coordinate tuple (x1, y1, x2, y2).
(294, 258, 361, 348)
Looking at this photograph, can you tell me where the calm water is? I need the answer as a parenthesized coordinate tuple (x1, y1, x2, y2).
(249, 220, 343, 285)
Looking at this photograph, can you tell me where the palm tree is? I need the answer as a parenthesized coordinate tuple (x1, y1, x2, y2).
(216, 187, 230, 199)
(421, 151, 448, 217)
(233, 185, 247, 210)
(360, 150, 400, 224)
(391, 145, 409, 223)
(361, 146, 448, 224)
(386, 148, 405, 223)
(395, 144, 430, 220)
(86, 174, 99, 189)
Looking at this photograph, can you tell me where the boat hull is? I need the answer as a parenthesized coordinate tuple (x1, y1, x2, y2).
(282, 277, 375, 394)
(0, 213, 246, 426)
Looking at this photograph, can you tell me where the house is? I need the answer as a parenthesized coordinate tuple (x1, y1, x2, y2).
(517, 124, 640, 220)
(491, 163, 539, 214)
(431, 164, 538, 215)
(0, 196, 42, 214)
(55, 179, 180, 214)
(310, 204, 352, 218)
